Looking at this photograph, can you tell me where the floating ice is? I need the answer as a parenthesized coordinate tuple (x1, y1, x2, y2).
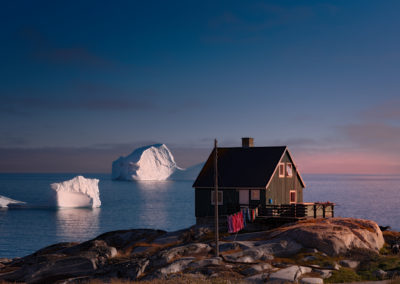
(112, 144, 180, 181)
(169, 163, 204, 181)
(112, 144, 202, 181)
(51, 176, 101, 208)
(0, 195, 25, 207)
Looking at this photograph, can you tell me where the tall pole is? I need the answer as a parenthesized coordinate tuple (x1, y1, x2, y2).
(214, 139, 219, 257)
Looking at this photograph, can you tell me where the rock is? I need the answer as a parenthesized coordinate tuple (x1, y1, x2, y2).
(269, 265, 312, 282)
(303, 248, 319, 253)
(157, 257, 195, 275)
(326, 262, 341, 270)
(62, 240, 117, 266)
(186, 226, 212, 241)
(313, 268, 332, 279)
(4, 256, 97, 284)
(373, 269, 387, 280)
(218, 241, 254, 252)
(268, 218, 384, 256)
(245, 272, 269, 283)
(95, 229, 166, 250)
(101, 258, 150, 280)
(339, 259, 359, 269)
(224, 239, 301, 263)
(302, 255, 317, 262)
(189, 257, 222, 268)
(0, 258, 12, 264)
(242, 263, 273, 276)
(300, 277, 324, 284)
(154, 243, 212, 267)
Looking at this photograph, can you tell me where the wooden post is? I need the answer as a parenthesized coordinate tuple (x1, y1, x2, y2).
(214, 139, 219, 257)
(322, 205, 326, 218)
(313, 204, 317, 218)
(331, 205, 334, 218)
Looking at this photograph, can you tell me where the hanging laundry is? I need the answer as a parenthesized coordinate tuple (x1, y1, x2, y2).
(227, 215, 233, 233)
(246, 208, 251, 222)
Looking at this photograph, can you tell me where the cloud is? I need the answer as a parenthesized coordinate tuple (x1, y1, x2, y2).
(0, 95, 156, 113)
(0, 142, 209, 173)
(341, 123, 400, 151)
(361, 99, 400, 121)
(18, 27, 115, 68)
(34, 47, 114, 68)
(0, 83, 159, 113)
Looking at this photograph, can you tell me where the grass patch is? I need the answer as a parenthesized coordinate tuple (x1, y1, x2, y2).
(325, 268, 361, 283)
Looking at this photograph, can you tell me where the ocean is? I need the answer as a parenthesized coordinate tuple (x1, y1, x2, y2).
(0, 173, 399, 258)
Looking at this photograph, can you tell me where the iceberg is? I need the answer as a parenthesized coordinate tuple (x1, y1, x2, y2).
(169, 163, 204, 181)
(112, 144, 181, 181)
(112, 144, 203, 181)
(51, 176, 101, 208)
(0, 195, 25, 207)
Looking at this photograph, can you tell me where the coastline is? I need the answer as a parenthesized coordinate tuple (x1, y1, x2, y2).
(1, 217, 398, 283)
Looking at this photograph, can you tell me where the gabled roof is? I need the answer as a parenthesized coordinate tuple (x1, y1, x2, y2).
(193, 146, 305, 189)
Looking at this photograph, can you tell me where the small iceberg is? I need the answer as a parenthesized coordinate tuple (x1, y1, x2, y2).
(0, 195, 26, 208)
(51, 176, 101, 208)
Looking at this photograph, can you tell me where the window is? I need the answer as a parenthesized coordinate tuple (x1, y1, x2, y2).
(211, 191, 223, 205)
(278, 163, 285, 178)
(290, 190, 296, 204)
(251, 190, 260, 200)
(239, 190, 249, 205)
(286, 163, 293, 177)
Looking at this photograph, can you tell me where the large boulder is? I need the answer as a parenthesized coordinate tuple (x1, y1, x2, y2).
(269, 218, 384, 256)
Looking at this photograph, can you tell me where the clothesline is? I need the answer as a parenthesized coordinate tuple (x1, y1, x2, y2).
(227, 207, 259, 234)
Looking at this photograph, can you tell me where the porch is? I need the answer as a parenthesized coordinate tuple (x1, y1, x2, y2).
(259, 202, 335, 219)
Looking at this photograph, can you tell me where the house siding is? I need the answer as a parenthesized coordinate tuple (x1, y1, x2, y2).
(195, 188, 239, 217)
(266, 152, 304, 204)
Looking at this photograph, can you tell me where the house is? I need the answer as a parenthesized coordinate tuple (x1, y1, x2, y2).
(192, 137, 309, 222)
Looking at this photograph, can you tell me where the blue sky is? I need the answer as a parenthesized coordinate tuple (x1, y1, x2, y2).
(1, 1, 400, 173)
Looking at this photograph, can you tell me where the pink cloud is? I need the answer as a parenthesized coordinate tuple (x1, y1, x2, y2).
(296, 150, 400, 174)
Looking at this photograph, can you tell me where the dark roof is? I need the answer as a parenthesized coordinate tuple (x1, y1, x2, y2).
(193, 146, 288, 188)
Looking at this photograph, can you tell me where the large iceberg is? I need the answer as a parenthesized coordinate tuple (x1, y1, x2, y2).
(51, 176, 101, 208)
(112, 144, 202, 181)
(112, 144, 181, 181)
(0, 195, 25, 208)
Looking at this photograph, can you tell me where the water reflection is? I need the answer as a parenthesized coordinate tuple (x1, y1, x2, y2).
(135, 181, 175, 228)
(56, 208, 100, 240)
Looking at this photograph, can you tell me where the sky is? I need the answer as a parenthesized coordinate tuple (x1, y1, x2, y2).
(1, 0, 400, 174)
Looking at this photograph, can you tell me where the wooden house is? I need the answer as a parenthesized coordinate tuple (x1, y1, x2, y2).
(193, 138, 333, 224)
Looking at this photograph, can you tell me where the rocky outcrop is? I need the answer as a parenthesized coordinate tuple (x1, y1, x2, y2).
(268, 218, 384, 256)
(0, 218, 386, 283)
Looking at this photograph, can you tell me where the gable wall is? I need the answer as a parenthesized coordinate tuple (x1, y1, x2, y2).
(266, 151, 304, 204)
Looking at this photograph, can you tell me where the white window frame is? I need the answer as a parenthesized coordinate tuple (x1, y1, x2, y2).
(278, 163, 285, 178)
(211, 191, 223, 205)
(290, 190, 296, 204)
(251, 190, 260, 200)
(286, 163, 293, 177)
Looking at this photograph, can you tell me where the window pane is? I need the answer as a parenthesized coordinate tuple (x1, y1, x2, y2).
(279, 163, 285, 177)
(211, 191, 223, 205)
(286, 163, 293, 177)
(290, 191, 296, 203)
(251, 190, 260, 200)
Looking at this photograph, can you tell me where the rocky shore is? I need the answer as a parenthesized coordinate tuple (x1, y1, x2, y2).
(1, 217, 399, 283)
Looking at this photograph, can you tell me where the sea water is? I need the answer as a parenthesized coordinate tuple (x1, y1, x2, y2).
(0, 173, 399, 258)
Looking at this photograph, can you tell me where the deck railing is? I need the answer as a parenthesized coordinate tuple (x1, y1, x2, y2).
(260, 202, 335, 218)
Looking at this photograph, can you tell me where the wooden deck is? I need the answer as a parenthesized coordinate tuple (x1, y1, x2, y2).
(259, 202, 335, 218)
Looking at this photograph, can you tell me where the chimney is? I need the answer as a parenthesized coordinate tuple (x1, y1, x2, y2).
(242, 137, 254, 148)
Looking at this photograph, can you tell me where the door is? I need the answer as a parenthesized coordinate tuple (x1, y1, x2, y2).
(239, 190, 249, 205)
